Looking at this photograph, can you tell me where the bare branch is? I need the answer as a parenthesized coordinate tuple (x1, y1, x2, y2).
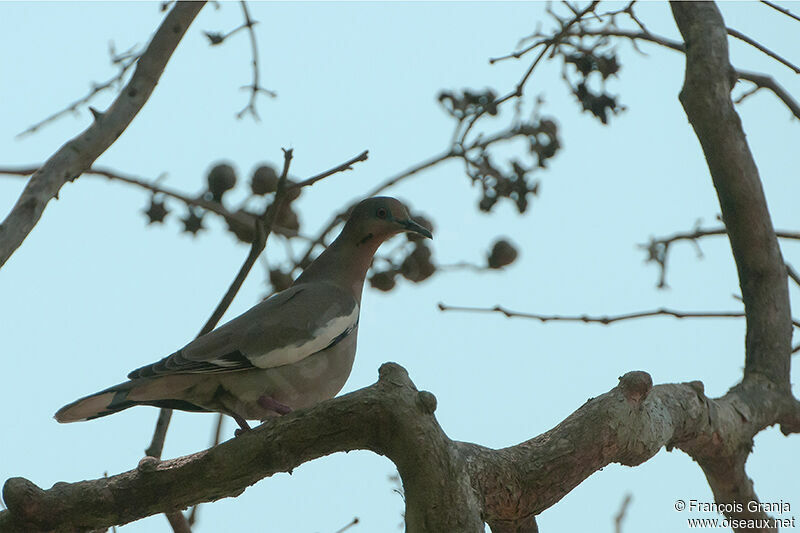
(736, 69, 800, 119)
(16, 45, 141, 138)
(333, 517, 360, 533)
(787, 263, 800, 289)
(235, 1, 275, 120)
(726, 27, 800, 74)
(437, 302, 800, 328)
(165, 511, 192, 533)
(287, 150, 369, 191)
(640, 224, 800, 288)
(614, 494, 633, 533)
(0, 1, 206, 269)
(760, 0, 800, 22)
(532, 25, 800, 120)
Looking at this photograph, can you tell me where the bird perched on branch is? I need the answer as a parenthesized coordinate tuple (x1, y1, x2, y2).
(56, 197, 432, 433)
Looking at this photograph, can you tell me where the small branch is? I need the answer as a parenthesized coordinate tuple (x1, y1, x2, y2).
(736, 70, 800, 120)
(760, 0, 800, 22)
(614, 494, 632, 533)
(640, 225, 800, 288)
(787, 263, 800, 289)
(436, 302, 791, 326)
(333, 517, 360, 533)
(200, 149, 292, 337)
(494, 1, 601, 107)
(437, 261, 489, 273)
(541, 25, 800, 120)
(0, 1, 206, 269)
(165, 511, 192, 533)
(235, 1, 275, 120)
(144, 408, 174, 459)
(287, 150, 369, 190)
(16, 46, 141, 138)
(726, 27, 800, 74)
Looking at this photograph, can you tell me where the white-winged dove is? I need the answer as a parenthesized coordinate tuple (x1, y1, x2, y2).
(55, 197, 432, 432)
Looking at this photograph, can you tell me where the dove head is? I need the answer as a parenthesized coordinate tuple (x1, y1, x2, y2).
(294, 197, 432, 300)
(342, 197, 433, 244)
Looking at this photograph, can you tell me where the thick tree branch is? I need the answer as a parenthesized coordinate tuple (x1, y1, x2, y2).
(671, 1, 792, 390)
(0, 1, 205, 268)
(2, 365, 795, 532)
(0, 364, 482, 532)
(667, 3, 796, 531)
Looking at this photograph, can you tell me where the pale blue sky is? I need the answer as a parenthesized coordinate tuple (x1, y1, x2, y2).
(1, 2, 798, 532)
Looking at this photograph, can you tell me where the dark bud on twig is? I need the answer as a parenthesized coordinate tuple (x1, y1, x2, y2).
(369, 270, 398, 292)
(180, 209, 204, 236)
(269, 269, 294, 292)
(204, 31, 225, 46)
(406, 214, 434, 243)
(251, 165, 279, 195)
(488, 239, 518, 269)
(206, 163, 237, 202)
(143, 196, 168, 224)
(400, 243, 436, 282)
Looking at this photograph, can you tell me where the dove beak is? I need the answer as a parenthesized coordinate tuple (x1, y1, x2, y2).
(400, 218, 433, 239)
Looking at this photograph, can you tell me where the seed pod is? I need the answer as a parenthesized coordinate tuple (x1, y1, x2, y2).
(488, 239, 518, 269)
(370, 270, 397, 292)
(251, 165, 279, 195)
(207, 163, 237, 202)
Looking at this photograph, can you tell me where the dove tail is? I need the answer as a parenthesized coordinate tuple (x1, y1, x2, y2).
(55, 377, 211, 423)
(55, 381, 141, 422)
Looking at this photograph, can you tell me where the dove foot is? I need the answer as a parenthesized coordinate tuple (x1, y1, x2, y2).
(257, 395, 292, 415)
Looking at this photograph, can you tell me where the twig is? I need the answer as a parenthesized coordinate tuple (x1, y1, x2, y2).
(614, 493, 632, 533)
(531, 24, 800, 120)
(438, 302, 800, 328)
(16, 46, 141, 138)
(144, 408, 174, 459)
(333, 517, 360, 533)
(760, 0, 800, 22)
(236, 1, 275, 120)
(287, 150, 369, 190)
(165, 511, 192, 533)
(437, 261, 489, 273)
(495, 1, 601, 107)
(736, 70, 800, 120)
(726, 27, 800, 74)
(787, 264, 800, 289)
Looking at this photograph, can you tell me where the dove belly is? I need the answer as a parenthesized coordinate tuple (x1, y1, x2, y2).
(212, 326, 358, 420)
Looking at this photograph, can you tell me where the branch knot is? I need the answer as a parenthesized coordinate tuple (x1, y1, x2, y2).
(618, 371, 653, 404)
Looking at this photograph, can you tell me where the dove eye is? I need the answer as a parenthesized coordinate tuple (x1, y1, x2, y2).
(376, 207, 388, 219)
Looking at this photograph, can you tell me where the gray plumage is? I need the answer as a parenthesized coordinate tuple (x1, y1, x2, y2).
(55, 197, 432, 430)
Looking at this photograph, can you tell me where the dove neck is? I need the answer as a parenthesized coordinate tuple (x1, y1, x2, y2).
(294, 230, 383, 302)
